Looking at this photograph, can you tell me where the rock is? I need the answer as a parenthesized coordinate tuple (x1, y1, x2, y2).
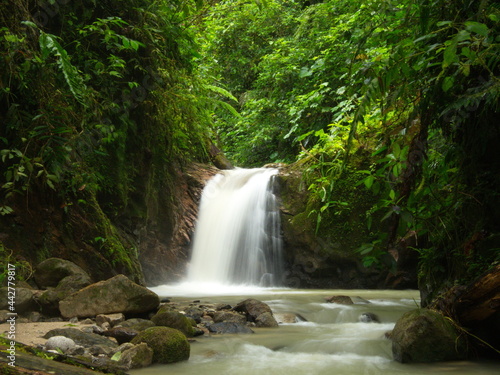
(66, 345, 86, 356)
(37, 273, 93, 316)
(131, 326, 190, 364)
(325, 295, 353, 305)
(184, 307, 204, 323)
(96, 313, 125, 328)
(207, 322, 254, 334)
(113, 342, 135, 355)
(359, 312, 380, 323)
(44, 328, 117, 350)
(0, 310, 9, 323)
(89, 345, 115, 356)
(34, 258, 90, 289)
(390, 309, 468, 363)
(274, 313, 302, 324)
(213, 311, 246, 324)
(45, 336, 76, 353)
(37, 290, 66, 316)
(0, 287, 36, 314)
(118, 343, 153, 369)
(233, 298, 278, 327)
(80, 325, 105, 335)
(57, 273, 93, 293)
(256, 312, 279, 327)
(102, 327, 139, 345)
(59, 274, 160, 318)
(29, 311, 43, 322)
(118, 318, 155, 331)
(151, 311, 195, 337)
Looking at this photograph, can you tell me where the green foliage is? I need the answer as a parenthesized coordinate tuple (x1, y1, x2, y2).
(0, 242, 33, 285)
(0, 0, 216, 217)
(197, 0, 500, 285)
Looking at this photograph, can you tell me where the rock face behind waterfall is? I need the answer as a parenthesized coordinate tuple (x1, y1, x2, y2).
(276, 163, 418, 289)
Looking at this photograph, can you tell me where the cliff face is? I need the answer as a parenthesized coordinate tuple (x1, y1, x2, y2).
(276, 163, 418, 289)
(1, 162, 218, 286)
(136, 163, 219, 286)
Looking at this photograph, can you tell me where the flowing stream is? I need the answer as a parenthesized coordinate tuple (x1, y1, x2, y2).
(141, 169, 497, 374)
(136, 288, 498, 375)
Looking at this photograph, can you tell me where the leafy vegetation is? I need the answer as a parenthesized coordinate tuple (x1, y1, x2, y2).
(198, 0, 499, 293)
(0, 0, 498, 297)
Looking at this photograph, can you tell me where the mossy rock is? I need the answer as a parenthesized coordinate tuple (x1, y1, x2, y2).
(151, 311, 195, 337)
(131, 327, 190, 364)
(391, 308, 468, 363)
(34, 258, 90, 289)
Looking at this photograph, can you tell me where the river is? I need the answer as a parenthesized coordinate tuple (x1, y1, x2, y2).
(131, 287, 498, 375)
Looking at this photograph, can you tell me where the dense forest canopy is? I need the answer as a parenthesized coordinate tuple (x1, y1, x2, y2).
(197, 0, 499, 299)
(1, 0, 499, 302)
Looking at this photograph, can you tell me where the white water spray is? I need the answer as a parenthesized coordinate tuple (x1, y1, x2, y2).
(187, 168, 283, 287)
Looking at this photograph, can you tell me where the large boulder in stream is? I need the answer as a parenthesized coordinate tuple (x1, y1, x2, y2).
(390, 308, 468, 363)
(233, 298, 278, 327)
(59, 274, 160, 318)
(131, 327, 190, 364)
(151, 310, 196, 337)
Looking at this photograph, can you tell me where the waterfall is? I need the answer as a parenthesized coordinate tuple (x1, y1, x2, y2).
(187, 168, 283, 287)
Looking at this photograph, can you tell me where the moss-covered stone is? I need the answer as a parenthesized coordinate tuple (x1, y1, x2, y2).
(151, 311, 195, 337)
(391, 308, 468, 363)
(131, 327, 190, 364)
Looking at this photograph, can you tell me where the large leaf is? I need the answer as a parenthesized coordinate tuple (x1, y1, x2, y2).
(39, 32, 89, 106)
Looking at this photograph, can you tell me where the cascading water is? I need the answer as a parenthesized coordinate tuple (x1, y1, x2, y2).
(186, 168, 283, 287)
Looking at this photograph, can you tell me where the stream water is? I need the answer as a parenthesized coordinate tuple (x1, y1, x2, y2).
(135, 168, 497, 374)
(133, 287, 498, 375)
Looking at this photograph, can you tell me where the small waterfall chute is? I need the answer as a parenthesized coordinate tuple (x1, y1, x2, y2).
(187, 168, 284, 287)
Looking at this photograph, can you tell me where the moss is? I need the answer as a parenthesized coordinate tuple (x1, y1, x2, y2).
(151, 311, 195, 337)
(82, 192, 144, 284)
(131, 327, 190, 364)
(392, 308, 468, 363)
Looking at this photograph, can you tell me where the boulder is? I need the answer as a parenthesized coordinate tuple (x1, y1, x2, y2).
(256, 312, 279, 327)
(391, 309, 468, 363)
(119, 318, 155, 331)
(359, 312, 380, 323)
(45, 336, 76, 353)
(274, 313, 304, 324)
(34, 258, 90, 289)
(102, 327, 138, 345)
(0, 287, 36, 314)
(36, 272, 92, 316)
(325, 295, 353, 305)
(59, 275, 160, 318)
(43, 328, 117, 350)
(213, 311, 246, 325)
(151, 311, 195, 337)
(184, 307, 204, 323)
(118, 342, 153, 369)
(207, 322, 254, 334)
(0, 310, 9, 323)
(96, 313, 125, 328)
(233, 298, 278, 327)
(131, 327, 190, 364)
